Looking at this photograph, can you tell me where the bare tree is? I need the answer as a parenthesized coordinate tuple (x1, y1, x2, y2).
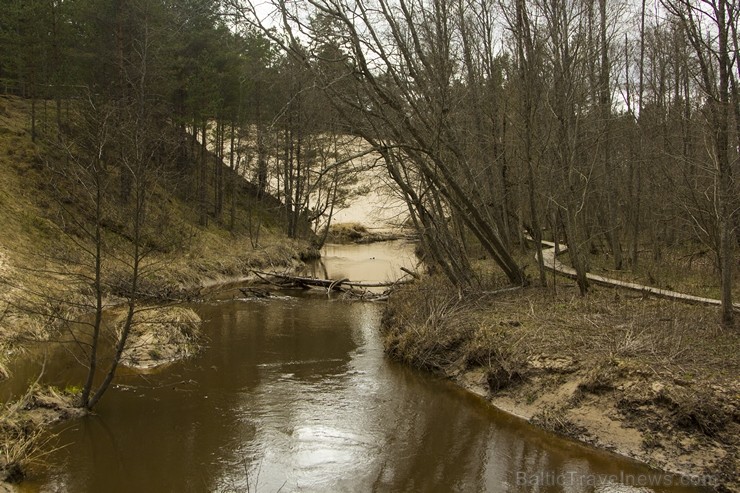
(229, 0, 527, 286)
(68, 11, 176, 408)
(662, 0, 738, 325)
(539, 0, 592, 294)
(500, 0, 549, 285)
(598, 0, 623, 269)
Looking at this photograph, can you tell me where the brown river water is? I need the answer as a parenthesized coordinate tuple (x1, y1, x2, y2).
(5, 241, 711, 492)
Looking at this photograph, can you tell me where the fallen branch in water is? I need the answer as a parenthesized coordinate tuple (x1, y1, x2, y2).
(250, 270, 413, 301)
(239, 287, 271, 298)
(251, 271, 413, 289)
(328, 278, 350, 293)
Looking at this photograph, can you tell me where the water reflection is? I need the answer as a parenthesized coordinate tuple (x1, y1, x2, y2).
(11, 241, 711, 493)
(307, 240, 417, 283)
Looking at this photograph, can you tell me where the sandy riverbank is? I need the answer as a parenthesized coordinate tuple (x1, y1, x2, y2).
(382, 279, 739, 492)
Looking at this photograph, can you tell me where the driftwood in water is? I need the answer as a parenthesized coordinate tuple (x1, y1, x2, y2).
(251, 270, 412, 301)
(253, 271, 411, 289)
(239, 287, 271, 298)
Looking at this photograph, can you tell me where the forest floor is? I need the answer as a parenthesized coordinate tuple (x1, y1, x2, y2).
(0, 95, 316, 485)
(382, 256, 739, 492)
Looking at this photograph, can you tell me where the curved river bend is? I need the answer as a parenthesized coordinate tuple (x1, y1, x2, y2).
(11, 241, 709, 492)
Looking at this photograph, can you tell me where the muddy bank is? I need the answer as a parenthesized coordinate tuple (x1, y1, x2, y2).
(0, 385, 84, 487)
(382, 278, 739, 492)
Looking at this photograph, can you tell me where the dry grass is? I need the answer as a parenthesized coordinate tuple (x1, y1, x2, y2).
(0, 383, 81, 483)
(581, 244, 737, 301)
(118, 306, 202, 370)
(383, 265, 740, 405)
(531, 407, 584, 436)
(388, 270, 740, 378)
(328, 222, 368, 242)
(325, 222, 408, 244)
(0, 95, 315, 372)
(383, 265, 740, 489)
(382, 280, 472, 370)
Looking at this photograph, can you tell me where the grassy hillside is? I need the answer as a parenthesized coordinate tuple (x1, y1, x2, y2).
(0, 95, 315, 375)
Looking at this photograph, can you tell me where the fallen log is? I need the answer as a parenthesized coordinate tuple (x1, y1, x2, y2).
(328, 278, 350, 292)
(250, 270, 413, 302)
(239, 287, 271, 298)
(251, 271, 413, 290)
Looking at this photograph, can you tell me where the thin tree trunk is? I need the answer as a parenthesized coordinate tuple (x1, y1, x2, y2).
(79, 161, 104, 408)
(631, 0, 647, 270)
(199, 120, 208, 227)
(600, 0, 622, 269)
(516, 0, 546, 285)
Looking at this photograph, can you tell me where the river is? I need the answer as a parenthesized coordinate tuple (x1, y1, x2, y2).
(7, 241, 710, 492)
